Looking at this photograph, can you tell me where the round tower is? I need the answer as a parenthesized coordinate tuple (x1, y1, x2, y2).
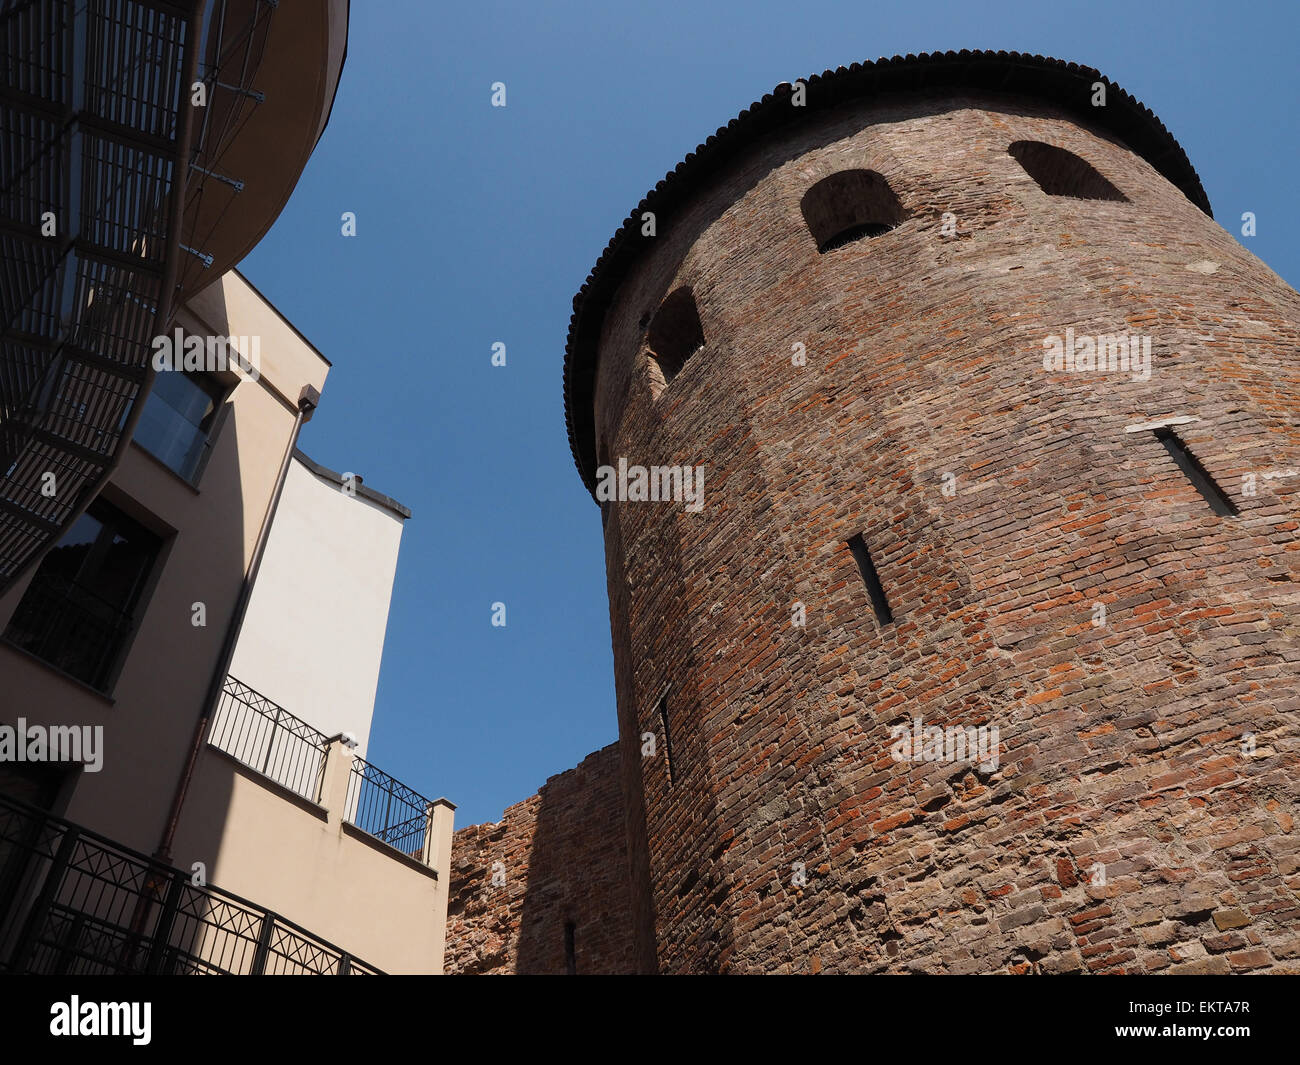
(564, 51, 1300, 974)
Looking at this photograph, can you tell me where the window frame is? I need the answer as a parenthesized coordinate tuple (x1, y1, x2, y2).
(1, 495, 166, 693)
(132, 365, 236, 487)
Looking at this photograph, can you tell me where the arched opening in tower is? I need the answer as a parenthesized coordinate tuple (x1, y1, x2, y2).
(645, 287, 705, 390)
(800, 170, 907, 253)
(1008, 141, 1128, 202)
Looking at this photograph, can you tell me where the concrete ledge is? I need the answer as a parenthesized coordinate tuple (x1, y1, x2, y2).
(342, 820, 439, 880)
(206, 743, 329, 822)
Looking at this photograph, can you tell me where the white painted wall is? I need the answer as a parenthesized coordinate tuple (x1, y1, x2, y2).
(229, 456, 406, 756)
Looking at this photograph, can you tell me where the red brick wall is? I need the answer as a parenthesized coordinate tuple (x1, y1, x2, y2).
(444, 744, 643, 974)
(592, 92, 1300, 973)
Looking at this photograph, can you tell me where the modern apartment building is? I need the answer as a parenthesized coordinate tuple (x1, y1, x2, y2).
(1, 0, 454, 975)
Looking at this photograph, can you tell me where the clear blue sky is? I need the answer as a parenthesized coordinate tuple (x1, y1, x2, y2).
(238, 0, 1299, 827)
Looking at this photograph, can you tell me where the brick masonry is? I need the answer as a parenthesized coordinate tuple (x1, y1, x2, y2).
(444, 744, 640, 974)
(590, 89, 1300, 974)
(458, 86, 1300, 975)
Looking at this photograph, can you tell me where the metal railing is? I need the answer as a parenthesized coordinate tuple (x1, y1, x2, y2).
(209, 676, 437, 866)
(345, 757, 434, 862)
(0, 792, 381, 975)
(208, 677, 330, 803)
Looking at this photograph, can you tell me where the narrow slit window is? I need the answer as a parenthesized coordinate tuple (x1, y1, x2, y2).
(657, 696, 677, 786)
(847, 533, 893, 626)
(564, 921, 577, 975)
(1008, 141, 1128, 202)
(1153, 427, 1238, 517)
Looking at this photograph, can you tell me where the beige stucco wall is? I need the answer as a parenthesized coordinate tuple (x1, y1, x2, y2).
(174, 737, 452, 974)
(0, 272, 326, 853)
(227, 457, 406, 755)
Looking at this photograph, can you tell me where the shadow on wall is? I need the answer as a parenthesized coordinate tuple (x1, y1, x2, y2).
(512, 745, 640, 974)
(0, 279, 257, 968)
(444, 744, 648, 975)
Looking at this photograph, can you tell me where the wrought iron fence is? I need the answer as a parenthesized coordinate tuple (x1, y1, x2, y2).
(0, 792, 381, 975)
(345, 757, 433, 861)
(208, 676, 330, 802)
(210, 676, 438, 867)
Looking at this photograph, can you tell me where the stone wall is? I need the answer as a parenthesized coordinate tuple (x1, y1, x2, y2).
(444, 744, 642, 974)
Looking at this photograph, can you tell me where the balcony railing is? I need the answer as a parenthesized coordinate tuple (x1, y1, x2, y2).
(0, 792, 381, 975)
(210, 676, 438, 866)
(345, 758, 435, 862)
(208, 677, 330, 803)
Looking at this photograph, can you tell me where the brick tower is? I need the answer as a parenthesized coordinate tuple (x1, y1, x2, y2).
(562, 51, 1300, 974)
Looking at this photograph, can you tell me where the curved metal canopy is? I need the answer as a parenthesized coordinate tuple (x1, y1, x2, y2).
(0, 0, 298, 596)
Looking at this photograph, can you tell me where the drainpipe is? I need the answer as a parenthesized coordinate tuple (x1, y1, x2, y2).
(154, 383, 319, 864)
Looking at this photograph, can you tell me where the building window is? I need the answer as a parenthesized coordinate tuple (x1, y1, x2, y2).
(133, 370, 227, 483)
(800, 170, 907, 253)
(1152, 427, 1238, 517)
(1008, 141, 1128, 202)
(846, 533, 893, 626)
(0, 763, 67, 810)
(645, 287, 704, 392)
(3, 499, 161, 691)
